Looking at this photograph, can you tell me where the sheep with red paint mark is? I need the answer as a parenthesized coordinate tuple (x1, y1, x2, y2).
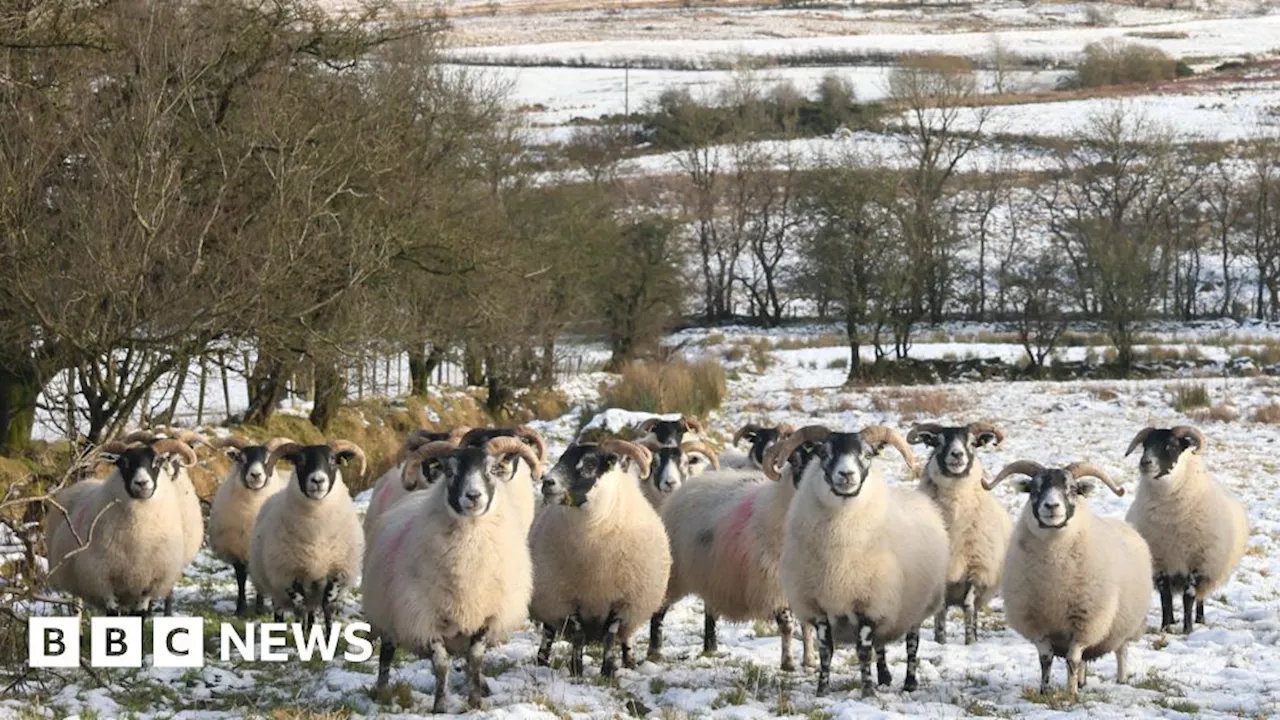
(649, 427, 825, 672)
(362, 427, 470, 537)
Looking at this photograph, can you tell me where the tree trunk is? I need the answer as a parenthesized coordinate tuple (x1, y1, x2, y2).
(463, 345, 485, 387)
(484, 350, 512, 419)
(407, 345, 445, 396)
(309, 361, 345, 431)
(0, 366, 40, 454)
(539, 336, 557, 388)
(844, 306, 862, 385)
(244, 354, 289, 427)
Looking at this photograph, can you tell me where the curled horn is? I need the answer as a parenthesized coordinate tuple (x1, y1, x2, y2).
(905, 422, 946, 445)
(1065, 461, 1126, 497)
(984, 460, 1045, 491)
(404, 441, 459, 490)
(1171, 425, 1207, 455)
(636, 418, 661, 434)
(97, 440, 135, 458)
(152, 439, 199, 468)
(680, 440, 720, 470)
(967, 421, 1005, 446)
(447, 425, 472, 442)
(680, 415, 705, 435)
(265, 437, 296, 454)
(763, 425, 832, 481)
(213, 436, 250, 451)
(167, 428, 210, 449)
(860, 426, 918, 474)
(733, 423, 763, 446)
(485, 436, 543, 480)
(122, 430, 158, 443)
(329, 440, 367, 481)
(1124, 426, 1155, 457)
(776, 423, 795, 437)
(267, 442, 305, 469)
(513, 425, 549, 464)
(598, 439, 653, 479)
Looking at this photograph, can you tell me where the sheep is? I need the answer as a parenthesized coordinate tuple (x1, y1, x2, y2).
(635, 437, 720, 511)
(458, 425, 547, 531)
(1124, 425, 1249, 634)
(719, 422, 795, 470)
(248, 440, 366, 634)
(650, 428, 825, 672)
(362, 427, 468, 536)
(362, 437, 539, 712)
(906, 421, 1013, 646)
(44, 439, 198, 615)
(636, 415, 705, 448)
(207, 435, 294, 616)
(122, 430, 207, 558)
(530, 439, 670, 678)
(988, 459, 1151, 699)
(779, 424, 947, 697)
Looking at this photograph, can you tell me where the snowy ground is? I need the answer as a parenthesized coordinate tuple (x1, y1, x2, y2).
(7, 328, 1280, 719)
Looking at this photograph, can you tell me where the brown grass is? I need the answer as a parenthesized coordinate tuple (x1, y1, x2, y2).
(1088, 386, 1120, 401)
(1251, 403, 1280, 424)
(1125, 30, 1191, 40)
(1170, 383, 1211, 413)
(871, 389, 960, 420)
(1189, 404, 1238, 423)
(599, 357, 727, 418)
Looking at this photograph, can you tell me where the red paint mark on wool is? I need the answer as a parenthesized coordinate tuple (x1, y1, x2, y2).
(72, 501, 93, 542)
(724, 491, 757, 580)
(370, 480, 392, 518)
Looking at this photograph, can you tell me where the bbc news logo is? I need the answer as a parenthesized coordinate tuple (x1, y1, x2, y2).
(29, 617, 374, 668)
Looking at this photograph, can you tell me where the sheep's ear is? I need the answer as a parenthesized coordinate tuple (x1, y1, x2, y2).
(423, 458, 447, 485)
(223, 447, 244, 464)
(974, 432, 999, 448)
(99, 452, 121, 465)
(687, 451, 711, 470)
(1073, 479, 1097, 497)
(1013, 478, 1035, 494)
(335, 449, 358, 466)
(1177, 436, 1199, 454)
(914, 431, 940, 448)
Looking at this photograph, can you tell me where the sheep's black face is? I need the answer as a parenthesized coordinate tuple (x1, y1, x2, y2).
(1017, 470, 1093, 530)
(112, 447, 167, 500)
(743, 427, 785, 469)
(435, 448, 509, 516)
(913, 426, 999, 478)
(1134, 429, 1195, 480)
(786, 442, 821, 487)
(646, 446, 711, 497)
(816, 433, 875, 498)
(541, 444, 627, 507)
(229, 446, 275, 490)
(283, 445, 353, 500)
(645, 420, 686, 448)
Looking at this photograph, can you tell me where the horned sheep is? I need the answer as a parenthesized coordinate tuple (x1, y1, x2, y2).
(457, 425, 548, 531)
(906, 421, 1012, 645)
(1124, 425, 1249, 634)
(530, 439, 670, 677)
(990, 460, 1152, 699)
(635, 437, 720, 511)
(362, 438, 538, 712)
(779, 425, 947, 697)
(363, 427, 469, 536)
(719, 422, 795, 471)
(248, 440, 366, 634)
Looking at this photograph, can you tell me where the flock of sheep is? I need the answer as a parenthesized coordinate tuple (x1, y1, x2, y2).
(41, 415, 1250, 712)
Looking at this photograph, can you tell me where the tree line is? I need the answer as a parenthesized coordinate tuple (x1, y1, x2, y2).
(2, 1, 1278, 454)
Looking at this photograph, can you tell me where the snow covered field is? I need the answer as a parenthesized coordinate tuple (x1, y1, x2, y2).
(7, 328, 1280, 719)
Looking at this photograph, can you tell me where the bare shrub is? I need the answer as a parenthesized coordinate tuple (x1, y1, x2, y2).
(1076, 40, 1177, 88)
(871, 389, 961, 419)
(599, 357, 728, 418)
(1252, 403, 1280, 423)
(1170, 383, 1211, 412)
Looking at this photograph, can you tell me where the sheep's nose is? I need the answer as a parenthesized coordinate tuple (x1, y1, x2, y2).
(465, 489, 483, 503)
(1043, 500, 1061, 511)
(837, 470, 856, 483)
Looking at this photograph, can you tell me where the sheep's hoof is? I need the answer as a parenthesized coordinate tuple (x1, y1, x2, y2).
(645, 650, 662, 663)
(432, 700, 447, 714)
(781, 658, 796, 673)
(601, 661, 618, 678)
(467, 691, 485, 710)
(859, 685, 876, 699)
(903, 677, 918, 692)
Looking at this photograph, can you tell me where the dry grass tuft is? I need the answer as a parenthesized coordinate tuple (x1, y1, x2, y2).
(1170, 383, 1211, 413)
(1189, 404, 1238, 423)
(872, 389, 960, 420)
(599, 357, 727, 418)
(1252, 402, 1280, 424)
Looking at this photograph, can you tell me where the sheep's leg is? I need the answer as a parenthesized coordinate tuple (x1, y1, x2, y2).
(321, 577, 342, 635)
(233, 562, 249, 617)
(466, 628, 488, 709)
(802, 623, 816, 668)
(536, 623, 556, 667)
(254, 584, 266, 615)
(1065, 646, 1083, 700)
(703, 613, 718, 654)
(621, 639, 635, 670)
(1195, 599, 1205, 625)
(375, 638, 395, 694)
(933, 605, 947, 645)
(430, 639, 450, 714)
(854, 615, 875, 699)
(600, 609, 622, 678)
(776, 609, 796, 672)
(963, 584, 978, 645)
(1078, 660, 1088, 688)
(1156, 574, 1175, 630)
(904, 628, 920, 692)
(1036, 642, 1052, 695)
(647, 607, 666, 662)
(568, 614, 585, 678)
(814, 617, 834, 696)
(1182, 581, 1197, 635)
(1114, 642, 1128, 684)
(874, 642, 891, 686)
(163, 593, 173, 616)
